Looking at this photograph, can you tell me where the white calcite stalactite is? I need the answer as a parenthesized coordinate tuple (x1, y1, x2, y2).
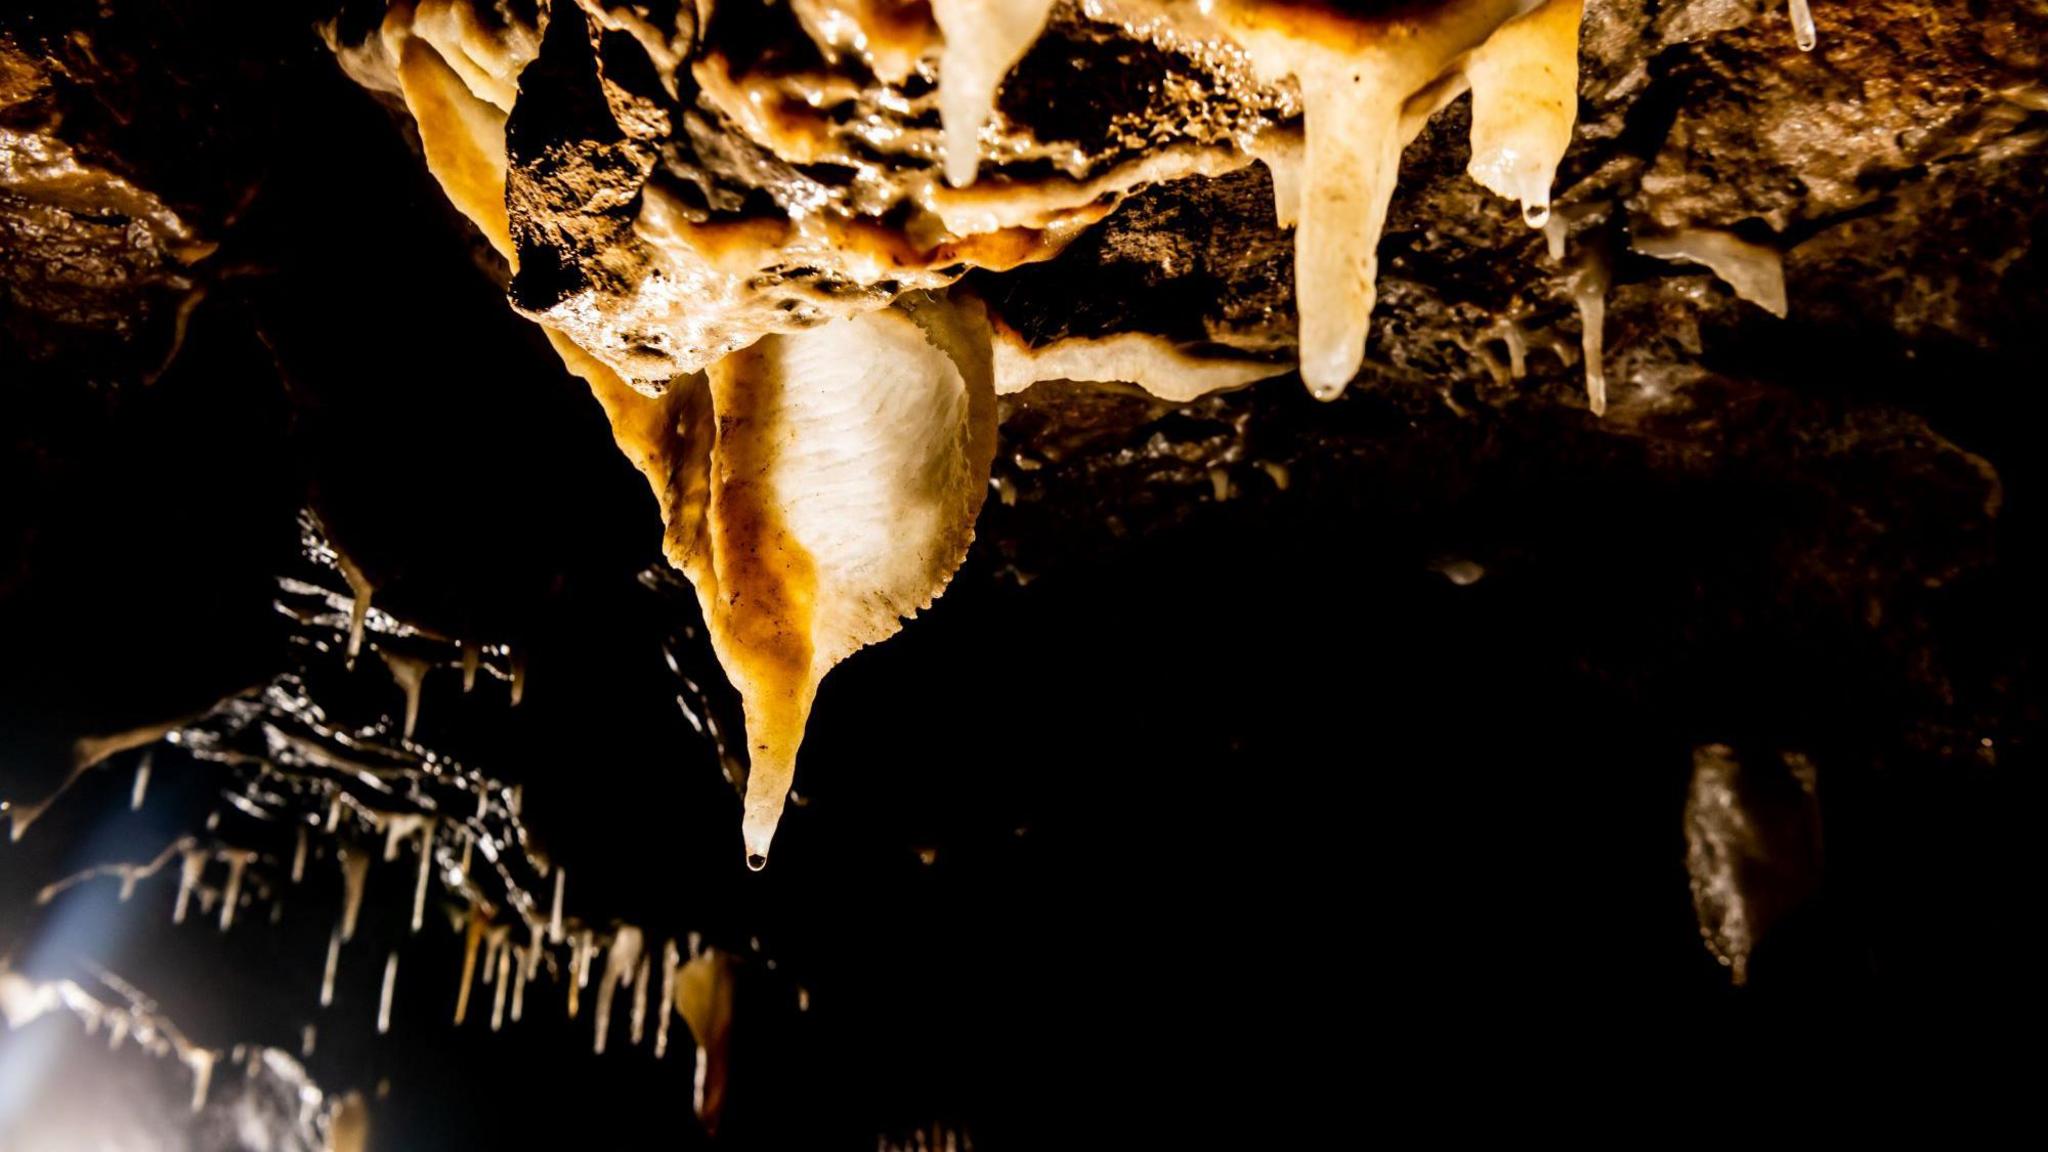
(567, 928, 595, 1020)
(1248, 128, 1302, 229)
(378, 813, 426, 862)
(548, 867, 564, 944)
(592, 926, 645, 1055)
(490, 931, 513, 1032)
(338, 846, 370, 943)
(1491, 319, 1530, 381)
(173, 846, 207, 925)
(1571, 254, 1610, 417)
(481, 928, 503, 986)
(1544, 210, 1571, 261)
(629, 954, 651, 1047)
(454, 908, 486, 1026)
(379, 650, 430, 741)
(217, 850, 255, 932)
(511, 934, 531, 1023)
(409, 822, 434, 933)
(183, 1046, 217, 1113)
(655, 938, 680, 1059)
(130, 752, 152, 811)
(931, 0, 1057, 187)
(377, 812, 436, 933)
(1209, 0, 1561, 400)
(692, 301, 997, 867)
(1465, 0, 1583, 229)
(376, 951, 398, 1035)
(320, 927, 342, 1008)
(340, 554, 374, 670)
(1267, 60, 1399, 400)
(1790, 0, 1817, 53)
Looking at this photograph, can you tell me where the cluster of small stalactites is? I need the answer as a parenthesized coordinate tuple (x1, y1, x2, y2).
(9, 540, 749, 1141)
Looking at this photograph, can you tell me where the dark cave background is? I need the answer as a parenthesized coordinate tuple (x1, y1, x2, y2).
(4, 0, 2045, 1146)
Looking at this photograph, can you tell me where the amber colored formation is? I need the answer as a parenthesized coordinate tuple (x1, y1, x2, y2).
(338, 0, 1592, 862)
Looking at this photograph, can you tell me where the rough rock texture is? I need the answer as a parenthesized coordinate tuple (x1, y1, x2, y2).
(484, 0, 1292, 385)
(0, 0, 306, 378)
(3, 0, 2045, 1145)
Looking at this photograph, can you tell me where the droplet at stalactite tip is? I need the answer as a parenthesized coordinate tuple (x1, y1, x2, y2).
(1790, 0, 1818, 53)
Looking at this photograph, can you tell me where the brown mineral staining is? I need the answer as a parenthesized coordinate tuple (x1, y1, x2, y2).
(342, 0, 1599, 861)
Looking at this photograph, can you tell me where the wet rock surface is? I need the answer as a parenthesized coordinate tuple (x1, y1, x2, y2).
(3, 0, 2045, 1144)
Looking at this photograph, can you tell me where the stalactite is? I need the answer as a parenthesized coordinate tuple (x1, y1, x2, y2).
(1790, 0, 1817, 52)
(320, 927, 341, 1008)
(930, 0, 1058, 187)
(338, 847, 369, 943)
(376, 952, 398, 1035)
(217, 850, 254, 931)
(592, 926, 644, 1055)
